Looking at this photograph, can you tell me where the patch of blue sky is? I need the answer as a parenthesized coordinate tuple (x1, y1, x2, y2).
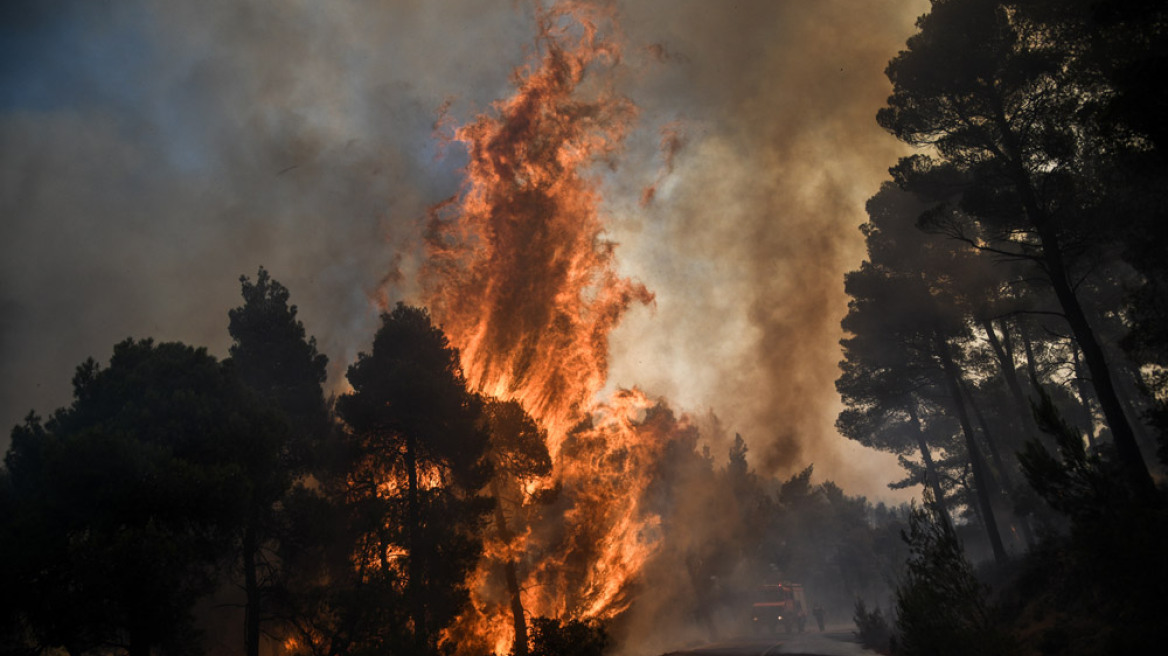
(0, 1, 154, 114)
(0, 1, 221, 176)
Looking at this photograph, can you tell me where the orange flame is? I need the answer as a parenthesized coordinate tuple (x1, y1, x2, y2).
(530, 389, 672, 620)
(403, 2, 695, 652)
(421, 1, 652, 454)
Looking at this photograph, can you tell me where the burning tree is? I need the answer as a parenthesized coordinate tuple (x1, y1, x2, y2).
(336, 304, 492, 653)
(420, 1, 652, 444)
(480, 399, 552, 656)
(396, 3, 685, 652)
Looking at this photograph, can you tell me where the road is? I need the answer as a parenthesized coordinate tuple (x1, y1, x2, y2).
(659, 624, 878, 656)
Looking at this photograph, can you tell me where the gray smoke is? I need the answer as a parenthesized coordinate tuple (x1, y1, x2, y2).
(0, 0, 924, 498)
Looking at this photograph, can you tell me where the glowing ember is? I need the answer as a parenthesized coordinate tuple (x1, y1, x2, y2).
(641, 120, 687, 207)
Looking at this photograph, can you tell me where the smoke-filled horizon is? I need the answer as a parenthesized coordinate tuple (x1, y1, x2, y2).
(1, 0, 926, 502)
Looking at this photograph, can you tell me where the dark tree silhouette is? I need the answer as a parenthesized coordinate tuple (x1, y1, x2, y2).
(481, 399, 552, 656)
(527, 618, 608, 656)
(3, 340, 282, 656)
(226, 267, 329, 656)
(839, 184, 1011, 562)
(228, 266, 329, 455)
(878, 0, 1157, 500)
(335, 303, 491, 654)
(1009, 388, 1168, 651)
(721, 432, 772, 571)
(895, 506, 1010, 656)
(727, 433, 749, 485)
(866, 2, 1168, 649)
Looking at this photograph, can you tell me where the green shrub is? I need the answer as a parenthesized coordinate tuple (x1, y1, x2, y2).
(853, 599, 892, 652)
(894, 507, 1012, 656)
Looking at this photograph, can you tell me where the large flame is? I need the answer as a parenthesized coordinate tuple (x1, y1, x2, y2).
(421, 1, 652, 452)
(410, 2, 680, 652)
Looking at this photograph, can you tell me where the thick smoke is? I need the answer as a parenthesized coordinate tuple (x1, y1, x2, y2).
(604, 0, 928, 497)
(0, 1, 923, 495)
(1, 0, 531, 445)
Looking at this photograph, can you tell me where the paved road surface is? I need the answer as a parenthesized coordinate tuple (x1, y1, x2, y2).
(660, 624, 878, 656)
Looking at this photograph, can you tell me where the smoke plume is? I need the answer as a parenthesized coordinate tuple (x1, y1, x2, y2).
(1, 0, 924, 509)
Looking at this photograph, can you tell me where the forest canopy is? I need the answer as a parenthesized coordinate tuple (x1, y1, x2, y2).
(3, 0, 1168, 655)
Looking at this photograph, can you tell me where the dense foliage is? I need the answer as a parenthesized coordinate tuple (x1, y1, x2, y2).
(3, 339, 284, 656)
(839, 0, 1168, 653)
(0, 271, 911, 656)
(5, 2, 1166, 654)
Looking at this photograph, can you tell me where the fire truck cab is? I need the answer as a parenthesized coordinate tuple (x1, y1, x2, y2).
(750, 583, 807, 635)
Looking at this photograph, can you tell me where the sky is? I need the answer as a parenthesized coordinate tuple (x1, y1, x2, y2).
(1, 0, 929, 502)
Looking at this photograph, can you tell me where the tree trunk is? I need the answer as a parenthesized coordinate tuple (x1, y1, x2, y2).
(997, 114, 1158, 501)
(934, 333, 1009, 564)
(1035, 219, 1157, 501)
(962, 380, 1035, 548)
(491, 479, 529, 656)
(907, 403, 952, 530)
(982, 318, 1042, 445)
(1070, 341, 1099, 451)
(404, 434, 427, 651)
(243, 505, 261, 656)
(1021, 328, 1041, 392)
(1117, 360, 1158, 457)
(961, 380, 1011, 490)
(1001, 317, 1017, 368)
(1001, 318, 1048, 552)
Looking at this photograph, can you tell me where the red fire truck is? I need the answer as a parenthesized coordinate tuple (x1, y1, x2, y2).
(750, 583, 807, 634)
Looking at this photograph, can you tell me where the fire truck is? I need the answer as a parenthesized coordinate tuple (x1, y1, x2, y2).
(750, 583, 807, 634)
